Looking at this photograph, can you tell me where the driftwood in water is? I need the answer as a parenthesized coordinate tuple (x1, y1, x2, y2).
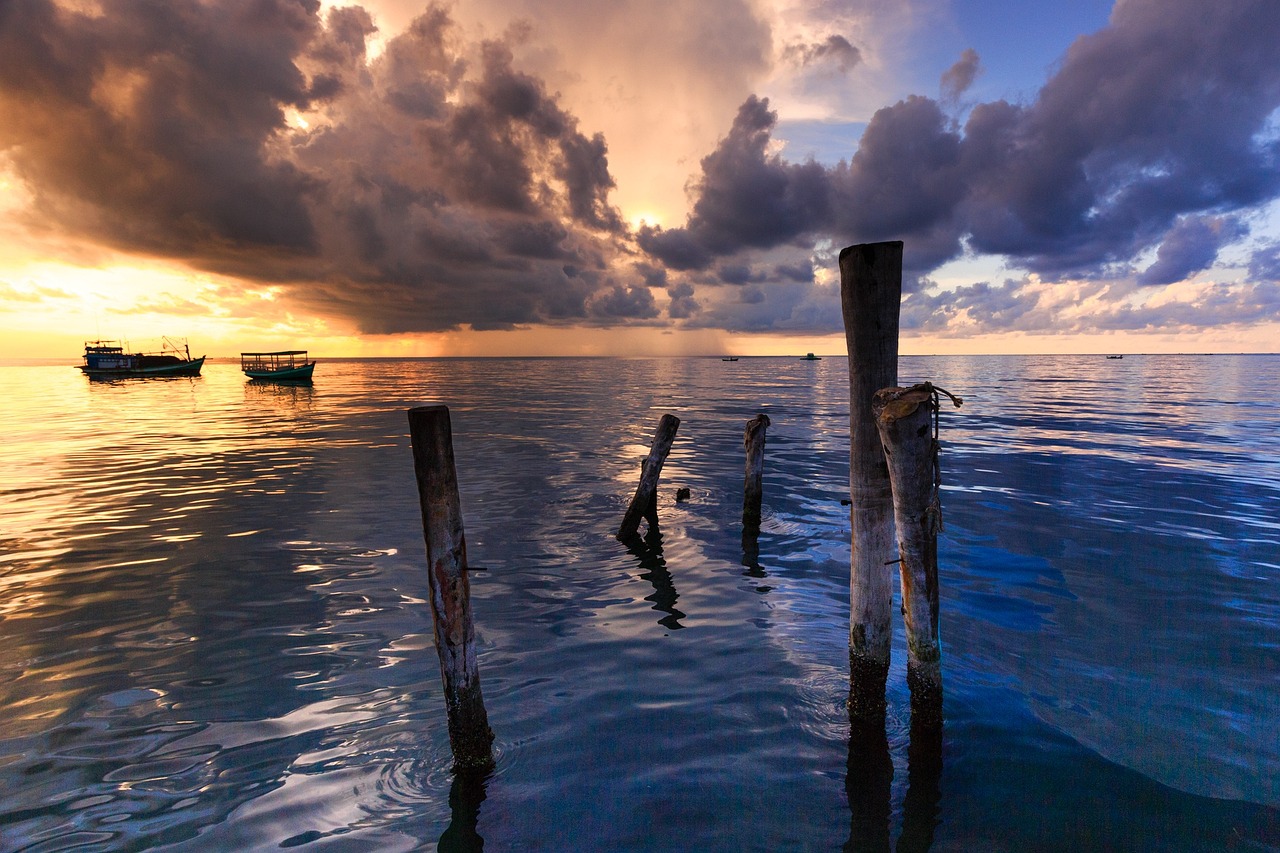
(741, 413, 771, 533)
(407, 405, 495, 770)
(617, 414, 681, 540)
(839, 240, 903, 721)
(873, 383, 956, 725)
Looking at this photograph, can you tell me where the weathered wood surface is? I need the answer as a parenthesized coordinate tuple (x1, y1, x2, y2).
(741, 413, 771, 533)
(408, 405, 494, 770)
(617, 414, 681, 540)
(873, 384, 943, 722)
(839, 240, 903, 721)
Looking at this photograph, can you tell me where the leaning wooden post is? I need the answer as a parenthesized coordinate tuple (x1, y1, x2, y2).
(407, 405, 494, 770)
(873, 384, 948, 724)
(742, 413, 770, 533)
(617, 414, 681, 540)
(839, 240, 902, 722)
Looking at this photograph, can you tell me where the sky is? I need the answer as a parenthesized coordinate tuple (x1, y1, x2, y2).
(2, 0, 1279, 358)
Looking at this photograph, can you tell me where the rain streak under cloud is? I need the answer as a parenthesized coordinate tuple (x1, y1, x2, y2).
(1, 0, 1279, 343)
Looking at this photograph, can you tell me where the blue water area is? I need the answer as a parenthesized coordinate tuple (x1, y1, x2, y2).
(0, 354, 1276, 850)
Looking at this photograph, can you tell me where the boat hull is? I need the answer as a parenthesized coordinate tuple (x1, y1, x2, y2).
(244, 362, 315, 381)
(80, 356, 205, 378)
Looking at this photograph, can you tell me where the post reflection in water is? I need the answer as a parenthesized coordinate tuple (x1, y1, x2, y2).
(438, 768, 489, 853)
(621, 529, 685, 630)
(899, 714, 943, 852)
(845, 710, 943, 852)
(740, 530, 772, 593)
(845, 717, 894, 853)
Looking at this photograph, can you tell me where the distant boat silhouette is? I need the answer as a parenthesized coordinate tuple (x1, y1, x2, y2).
(79, 337, 204, 378)
(1106, 355, 1123, 359)
(801, 353, 821, 360)
(722, 357, 739, 361)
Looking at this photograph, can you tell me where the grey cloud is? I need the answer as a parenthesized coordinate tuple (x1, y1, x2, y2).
(0, 0, 322, 253)
(639, 97, 830, 267)
(643, 0, 1280, 312)
(901, 279, 1044, 333)
(1136, 215, 1247, 285)
(5, 0, 1280, 341)
(940, 48, 980, 101)
(900, 274, 1280, 335)
(666, 281, 699, 319)
(717, 263, 765, 285)
(636, 224, 714, 271)
(0, 0, 629, 334)
(774, 262, 813, 283)
(591, 283, 659, 319)
(1247, 241, 1280, 283)
(781, 35, 861, 74)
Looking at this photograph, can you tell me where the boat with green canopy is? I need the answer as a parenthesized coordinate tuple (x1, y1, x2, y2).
(241, 350, 316, 381)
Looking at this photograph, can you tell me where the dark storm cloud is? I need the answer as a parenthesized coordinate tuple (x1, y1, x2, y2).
(666, 281, 699, 319)
(590, 283, 659, 319)
(774, 262, 814, 283)
(640, 96, 830, 269)
(5, 0, 1280, 340)
(0, 0, 632, 333)
(1136, 215, 1247, 285)
(0, 0, 321, 252)
(643, 0, 1280, 329)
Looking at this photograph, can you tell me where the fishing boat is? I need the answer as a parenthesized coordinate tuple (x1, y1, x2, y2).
(241, 350, 316, 381)
(801, 353, 821, 360)
(722, 357, 739, 361)
(79, 338, 205, 378)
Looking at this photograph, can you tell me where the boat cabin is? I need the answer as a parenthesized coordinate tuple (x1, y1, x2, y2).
(241, 351, 310, 372)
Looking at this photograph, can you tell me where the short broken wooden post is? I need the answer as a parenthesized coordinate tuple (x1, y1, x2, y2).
(742, 413, 770, 533)
(873, 384, 945, 723)
(839, 240, 902, 722)
(407, 404, 494, 770)
(617, 414, 681, 540)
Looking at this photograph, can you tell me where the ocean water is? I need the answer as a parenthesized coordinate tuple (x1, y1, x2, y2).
(0, 354, 1277, 851)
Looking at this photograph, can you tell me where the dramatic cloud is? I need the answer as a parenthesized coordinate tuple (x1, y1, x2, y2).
(0, 0, 636, 333)
(640, 0, 1280, 327)
(3, 0, 1280, 343)
(640, 96, 831, 272)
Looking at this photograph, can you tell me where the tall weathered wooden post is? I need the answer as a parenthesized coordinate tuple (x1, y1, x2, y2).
(873, 384, 951, 724)
(742, 413, 770, 533)
(617, 414, 681, 540)
(408, 405, 494, 770)
(839, 241, 902, 722)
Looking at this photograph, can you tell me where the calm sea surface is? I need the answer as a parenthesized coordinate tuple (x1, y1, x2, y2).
(0, 355, 1277, 851)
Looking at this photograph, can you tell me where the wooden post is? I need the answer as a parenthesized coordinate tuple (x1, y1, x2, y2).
(617, 414, 681, 540)
(408, 405, 494, 770)
(839, 241, 902, 722)
(742, 413, 770, 533)
(873, 384, 943, 723)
